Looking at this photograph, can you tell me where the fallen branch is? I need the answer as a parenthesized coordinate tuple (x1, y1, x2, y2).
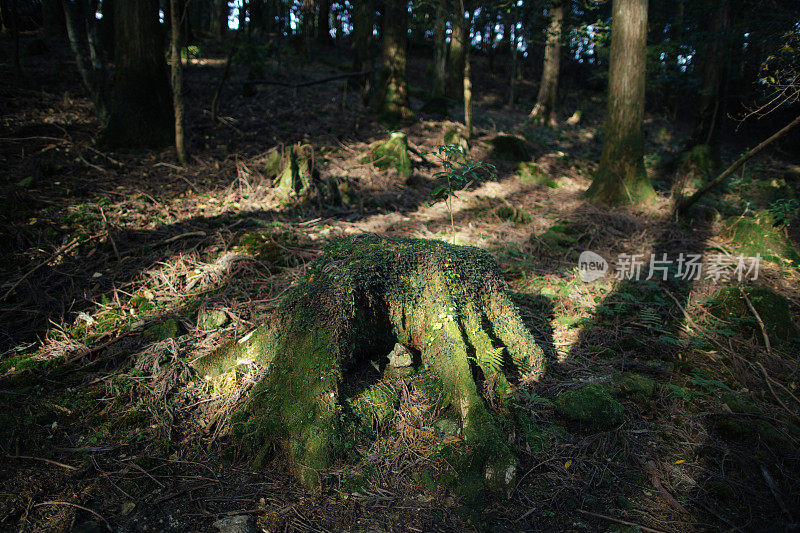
(33, 501, 111, 531)
(7, 454, 77, 470)
(576, 509, 667, 533)
(677, 113, 800, 214)
(1, 233, 102, 301)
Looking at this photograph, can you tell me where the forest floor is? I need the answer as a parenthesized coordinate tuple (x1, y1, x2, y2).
(2, 37, 800, 532)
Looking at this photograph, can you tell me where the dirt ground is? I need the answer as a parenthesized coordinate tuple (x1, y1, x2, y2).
(2, 35, 800, 532)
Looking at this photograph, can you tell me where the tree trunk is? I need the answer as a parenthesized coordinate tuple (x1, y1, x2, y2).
(447, 6, 466, 100)
(211, 0, 228, 40)
(0, 0, 21, 75)
(374, 0, 413, 124)
(585, 0, 654, 205)
(101, 0, 173, 149)
(529, 0, 564, 125)
(350, 0, 373, 92)
(688, 0, 729, 162)
(431, 0, 448, 99)
(302, 0, 315, 52)
(462, 1, 473, 138)
(63, 0, 108, 118)
(316, 0, 331, 46)
(194, 235, 544, 494)
(507, 3, 518, 107)
(42, 0, 66, 44)
(170, 0, 187, 164)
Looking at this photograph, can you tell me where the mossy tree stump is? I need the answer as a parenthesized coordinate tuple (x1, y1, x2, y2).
(194, 235, 545, 494)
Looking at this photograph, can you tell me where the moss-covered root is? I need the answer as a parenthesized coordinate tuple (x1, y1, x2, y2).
(362, 132, 412, 177)
(192, 323, 279, 379)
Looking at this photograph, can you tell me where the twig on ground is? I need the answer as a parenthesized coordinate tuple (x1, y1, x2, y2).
(33, 501, 111, 531)
(576, 509, 667, 533)
(7, 454, 77, 470)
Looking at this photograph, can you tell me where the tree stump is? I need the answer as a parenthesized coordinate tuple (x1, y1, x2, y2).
(194, 235, 545, 495)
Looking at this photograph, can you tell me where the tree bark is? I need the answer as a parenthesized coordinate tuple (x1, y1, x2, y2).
(529, 0, 564, 125)
(170, 0, 187, 164)
(350, 0, 373, 92)
(374, 0, 413, 124)
(302, 0, 315, 52)
(688, 0, 730, 160)
(507, 3, 518, 107)
(462, 1, 473, 138)
(431, 0, 448, 98)
(585, 0, 654, 205)
(447, 6, 466, 100)
(211, 0, 228, 40)
(101, 0, 173, 149)
(316, 0, 331, 45)
(62, 0, 107, 118)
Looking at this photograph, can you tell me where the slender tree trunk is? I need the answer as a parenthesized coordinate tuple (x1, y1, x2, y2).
(211, 0, 228, 40)
(101, 0, 173, 149)
(431, 0, 448, 98)
(462, 1, 473, 138)
(374, 0, 413, 124)
(42, 0, 66, 44)
(0, 0, 21, 75)
(529, 0, 564, 125)
(688, 0, 729, 161)
(507, 4, 518, 107)
(238, 0, 247, 32)
(447, 6, 466, 99)
(317, 0, 331, 46)
(585, 0, 654, 205)
(302, 0, 315, 52)
(63, 0, 107, 118)
(350, 0, 373, 92)
(170, 0, 187, 164)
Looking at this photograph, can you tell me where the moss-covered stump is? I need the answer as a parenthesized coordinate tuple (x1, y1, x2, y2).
(361, 132, 413, 177)
(489, 135, 532, 162)
(443, 128, 470, 154)
(194, 235, 545, 494)
(722, 211, 800, 265)
(516, 162, 557, 188)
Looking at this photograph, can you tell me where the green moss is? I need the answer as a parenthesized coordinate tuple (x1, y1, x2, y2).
(275, 144, 314, 197)
(348, 381, 400, 430)
(144, 318, 179, 340)
(722, 211, 800, 264)
(613, 372, 656, 400)
(554, 383, 625, 429)
(494, 205, 533, 224)
(516, 162, 558, 188)
(443, 128, 470, 155)
(362, 132, 412, 177)
(706, 286, 798, 345)
(709, 413, 781, 443)
(198, 309, 229, 331)
(489, 135, 531, 161)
